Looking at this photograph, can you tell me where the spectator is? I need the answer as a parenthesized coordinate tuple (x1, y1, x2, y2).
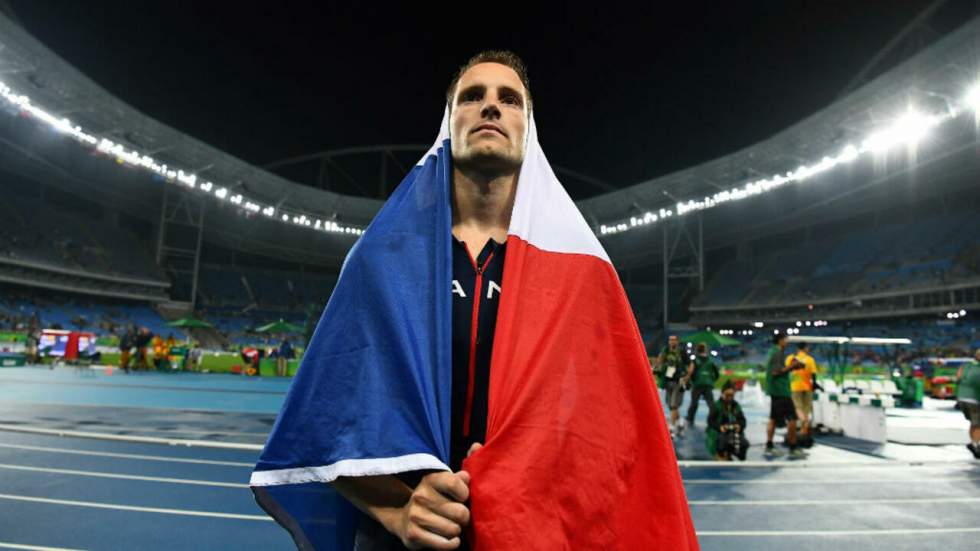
(706, 381, 748, 461)
(684, 342, 719, 427)
(956, 349, 980, 460)
(765, 334, 807, 460)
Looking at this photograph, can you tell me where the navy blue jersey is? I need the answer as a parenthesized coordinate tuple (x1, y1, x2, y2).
(450, 236, 506, 471)
(351, 237, 506, 551)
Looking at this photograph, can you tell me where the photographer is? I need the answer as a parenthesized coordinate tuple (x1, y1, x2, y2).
(684, 342, 720, 427)
(706, 381, 748, 461)
(656, 335, 690, 436)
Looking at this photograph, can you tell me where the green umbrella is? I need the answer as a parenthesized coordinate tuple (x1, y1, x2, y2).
(681, 330, 740, 347)
(166, 317, 213, 329)
(255, 319, 303, 334)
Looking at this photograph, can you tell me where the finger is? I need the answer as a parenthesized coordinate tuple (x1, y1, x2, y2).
(412, 507, 463, 539)
(467, 442, 483, 457)
(455, 470, 471, 487)
(435, 500, 471, 526)
(403, 523, 461, 551)
(430, 472, 469, 502)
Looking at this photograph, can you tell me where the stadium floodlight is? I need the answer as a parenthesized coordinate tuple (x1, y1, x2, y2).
(960, 309, 967, 316)
(0, 79, 364, 238)
(752, 321, 764, 328)
(965, 83, 980, 114)
(839, 144, 859, 162)
(862, 109, 937, 153)
(795, 321, 802, 327)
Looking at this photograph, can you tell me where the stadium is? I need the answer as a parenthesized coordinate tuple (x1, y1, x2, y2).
(0, 3, 977, 550)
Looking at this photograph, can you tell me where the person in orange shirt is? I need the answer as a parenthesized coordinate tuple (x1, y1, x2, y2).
(786, 342, 818, 447)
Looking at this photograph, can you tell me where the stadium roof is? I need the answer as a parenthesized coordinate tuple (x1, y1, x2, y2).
(0, 12, 977, 270)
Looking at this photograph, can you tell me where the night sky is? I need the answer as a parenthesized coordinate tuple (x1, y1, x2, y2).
(6, 1, 973, 199)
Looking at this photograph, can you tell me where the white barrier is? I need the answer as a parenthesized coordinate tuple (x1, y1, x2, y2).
(814, 392, 893, 444)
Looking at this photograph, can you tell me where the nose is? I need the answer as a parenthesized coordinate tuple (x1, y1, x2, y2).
(480, 96, 502, 120)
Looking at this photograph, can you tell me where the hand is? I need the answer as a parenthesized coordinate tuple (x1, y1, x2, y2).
(467, 442, 483, 457)
(394, 471, 471, 550)
(720, 425, 727, 433)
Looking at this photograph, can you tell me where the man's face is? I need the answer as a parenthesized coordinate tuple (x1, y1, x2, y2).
(722, 389, 735, 402)
(668, 336, 678, 349)
(450, 62, 528, 172)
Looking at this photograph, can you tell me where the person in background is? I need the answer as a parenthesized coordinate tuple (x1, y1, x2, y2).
(133, 327, 153, 371)
(787, 342, 819, 447)
(655, 335, 689, 436)
(276, 337, 295, 377)
(684, 342, 719, 427)
(956, 348, 980, 460)
(765, 334, 807, 459)
(706, 380, 748, 461)
(151, 333, 166, 371)
(241, 346, 262, 376)
(119, 326, 134, 374)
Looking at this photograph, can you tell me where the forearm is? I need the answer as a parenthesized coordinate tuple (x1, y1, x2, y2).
(332, 475, 413, 531)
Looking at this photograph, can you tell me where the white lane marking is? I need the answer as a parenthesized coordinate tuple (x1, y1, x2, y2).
(0, 463, 247, 488)
(0, 543, 84, 551)
(698, 527, 980, 537)
(0, 443, 254, 467)
(684, 476, 980, 485)
(690, 497, 980, 506)
(679, 459, 971, 468)
(0, 424, 263, 451)
(56, 426, 268, 437)
(0, 493, 271, 521)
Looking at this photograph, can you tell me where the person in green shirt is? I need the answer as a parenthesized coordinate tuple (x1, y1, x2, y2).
(955, 348, 980, 460)
(654, 335, 689, 436)
(684, 343, 719, 427)
(765, 334, 806, 459)
(706, 381, 748, 461)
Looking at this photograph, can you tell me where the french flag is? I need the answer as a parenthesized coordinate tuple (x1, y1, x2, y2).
(250, 111, 697, 550)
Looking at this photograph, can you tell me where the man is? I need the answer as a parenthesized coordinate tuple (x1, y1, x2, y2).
(956, 349, 980, 459)
(787, 342, 818, 447)
(706, 380, 748, 461)
(133, 327, 152, 371)
(251, 51, 695, 550)
(685, 342, 719, 427)
(655, 335, 687, 435)
(765, 334, 807, 459)
(118, 326, 134, 374)
(276, 337, 294, 377)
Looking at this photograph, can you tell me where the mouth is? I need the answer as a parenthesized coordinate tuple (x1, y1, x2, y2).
(472, 123, 506, 137)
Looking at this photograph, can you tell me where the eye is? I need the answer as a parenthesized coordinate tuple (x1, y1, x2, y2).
(501, 94, 521, 106)
(460, 90, 481, 102)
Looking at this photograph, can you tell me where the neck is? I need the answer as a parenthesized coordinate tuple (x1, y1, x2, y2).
(451, 164, 518, 244)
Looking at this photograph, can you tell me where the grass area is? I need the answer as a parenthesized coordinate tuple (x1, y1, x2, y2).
(0, 332, 26, 343)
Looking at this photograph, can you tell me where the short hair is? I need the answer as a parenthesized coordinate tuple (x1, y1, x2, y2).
(773, 334, 786, 345)
(446, 50, 532, 111)
(797, 342, 809, 350)
(722, 380, 737, 392)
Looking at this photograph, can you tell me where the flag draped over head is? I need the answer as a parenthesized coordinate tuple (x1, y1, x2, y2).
(250, 110, 698, 550)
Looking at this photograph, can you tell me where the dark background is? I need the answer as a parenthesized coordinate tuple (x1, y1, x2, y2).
(5, 1, 974, 198)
